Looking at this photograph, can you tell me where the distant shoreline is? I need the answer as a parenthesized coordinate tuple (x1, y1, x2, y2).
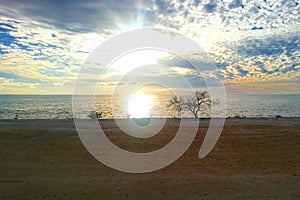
(1, 116, 300, 121)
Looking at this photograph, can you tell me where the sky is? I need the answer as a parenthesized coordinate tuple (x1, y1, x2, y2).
(0, 0, 299, 94)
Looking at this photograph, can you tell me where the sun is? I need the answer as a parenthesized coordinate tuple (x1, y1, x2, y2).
(127, 94, 154, 118)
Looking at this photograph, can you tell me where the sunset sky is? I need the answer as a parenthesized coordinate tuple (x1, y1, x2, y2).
(0, 0, 299, 94)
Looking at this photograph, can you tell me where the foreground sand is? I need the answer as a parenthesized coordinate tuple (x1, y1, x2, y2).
(0, 118, 299, 199)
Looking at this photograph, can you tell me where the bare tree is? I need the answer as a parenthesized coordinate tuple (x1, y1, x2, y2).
(168, 95, 182, 118)
(169, 90, 213, 118)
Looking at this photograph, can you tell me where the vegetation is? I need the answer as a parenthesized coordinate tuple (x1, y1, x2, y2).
(168, 90, 213, 118)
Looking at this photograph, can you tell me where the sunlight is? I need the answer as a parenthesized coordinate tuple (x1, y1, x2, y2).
(118, 21, 144, 32)
(127, 94, 154, 118)
(110, 50, 168, 73)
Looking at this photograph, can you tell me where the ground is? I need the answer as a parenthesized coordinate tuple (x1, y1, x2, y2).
(0, 118, 299, 199)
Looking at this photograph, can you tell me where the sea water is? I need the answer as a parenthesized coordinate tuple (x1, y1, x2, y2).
(0, 94, 299, 119)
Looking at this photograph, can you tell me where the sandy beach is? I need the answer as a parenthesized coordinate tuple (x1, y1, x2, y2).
(0, 118, 299, 199)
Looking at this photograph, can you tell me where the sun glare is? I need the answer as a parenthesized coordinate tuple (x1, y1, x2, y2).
(110, 50, 168, 73)
(127, 94, 154, 118)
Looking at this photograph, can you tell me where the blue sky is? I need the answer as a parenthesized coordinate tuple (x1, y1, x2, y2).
(0, 0, 299, 94)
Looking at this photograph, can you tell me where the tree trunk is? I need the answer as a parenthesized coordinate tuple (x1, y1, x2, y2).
(193, 112, 198, 118)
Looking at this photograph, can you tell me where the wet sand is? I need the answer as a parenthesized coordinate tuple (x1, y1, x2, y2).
(0, 118, 299, 199)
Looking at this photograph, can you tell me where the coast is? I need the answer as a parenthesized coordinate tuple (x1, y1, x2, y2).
(0, 118, 299, 199)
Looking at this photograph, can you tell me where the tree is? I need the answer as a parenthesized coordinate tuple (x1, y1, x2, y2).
(169, 90, 213, 118)
(168, 95, 182, 118)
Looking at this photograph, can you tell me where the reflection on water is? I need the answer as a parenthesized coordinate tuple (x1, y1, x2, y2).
(95, 95, 174, 119)
(127, 94, 154, 118)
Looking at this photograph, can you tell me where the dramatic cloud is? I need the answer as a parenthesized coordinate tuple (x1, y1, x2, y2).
(0, 0, 155, 33)
(0, 0, 299, 94)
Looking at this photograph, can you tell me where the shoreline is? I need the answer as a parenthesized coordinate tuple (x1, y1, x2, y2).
(1, 116, 300, 120)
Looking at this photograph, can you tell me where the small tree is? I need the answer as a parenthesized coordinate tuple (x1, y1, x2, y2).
(168, 95, 182, 118)
(169, 90, 212, 118)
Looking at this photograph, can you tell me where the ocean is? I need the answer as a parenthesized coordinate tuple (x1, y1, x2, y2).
(0, 94, 299, 119)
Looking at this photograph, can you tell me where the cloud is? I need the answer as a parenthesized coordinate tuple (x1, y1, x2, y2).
(226, 79, 300, 94)
(236, 34, 300, 57)
(158, 56, 219, 72)
(0, 17, 106, 91)
(0, 0, 299, 94)
(228, 0, 244, 9)
(208, 29, 300, 92)
(0, 77, 39, 93)
(0, 0, 156, 33)
(203, 1, 217, 13)
(1, 0, 299, 35)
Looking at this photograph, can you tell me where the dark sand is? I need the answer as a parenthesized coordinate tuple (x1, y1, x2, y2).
(0, 118, 299, 199)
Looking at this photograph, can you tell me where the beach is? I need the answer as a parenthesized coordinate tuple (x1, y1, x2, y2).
(0, 118, 299, 199)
